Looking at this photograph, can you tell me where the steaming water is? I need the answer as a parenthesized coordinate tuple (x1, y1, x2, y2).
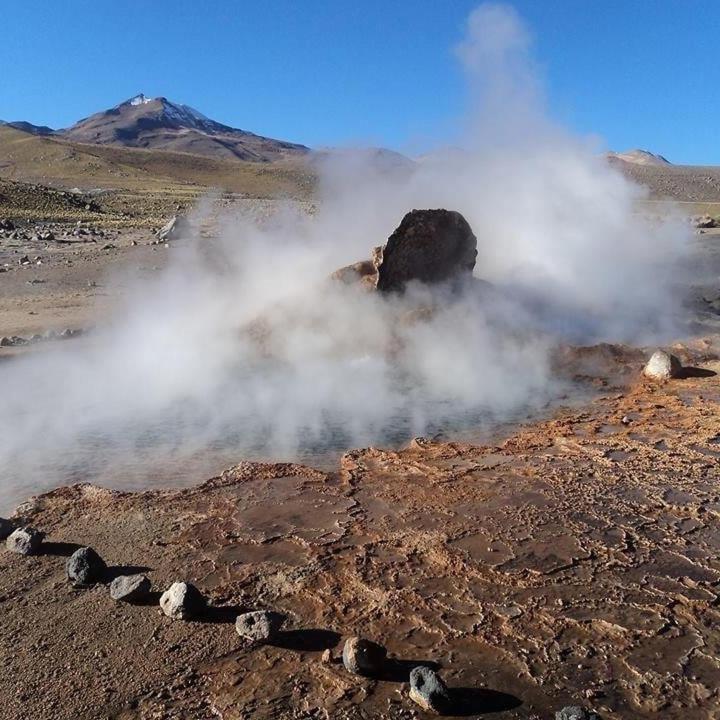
(0, 353, 585, 514)
(0, 2, 692, 513)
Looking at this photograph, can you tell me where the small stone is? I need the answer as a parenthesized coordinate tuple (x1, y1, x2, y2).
(159, 581, 205, 620)
(235, 610, 286, 642)
(409, 666, 451, 713)
(0, 518, 15, 540)
(321, 649, 333, 664)
(157, 215, 189, 241)
(498, 605, 523, 618)
(643, 350, 682, 380)
(342, 636, 387, 676)
(555, 706, 600, 720)
(6, 527, 44, 555)
(109, 574, 151, 602)
(620, 415, 631, 425)
(66, 547, 107, 586)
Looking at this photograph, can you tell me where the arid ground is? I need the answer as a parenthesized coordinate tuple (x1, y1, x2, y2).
(1, 146, 720, 720)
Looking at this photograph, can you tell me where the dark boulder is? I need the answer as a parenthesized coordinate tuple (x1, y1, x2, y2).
(375, 209, 477, 292)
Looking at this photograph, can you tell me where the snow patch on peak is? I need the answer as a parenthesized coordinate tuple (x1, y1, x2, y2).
(115, 94, 232, 134)
(128, 94, 155, 106)
(157, 100, 222, 132)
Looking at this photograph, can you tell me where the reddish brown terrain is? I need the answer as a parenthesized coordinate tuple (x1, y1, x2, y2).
(3, 110, 720, 720)
(1, 337, 719, 720)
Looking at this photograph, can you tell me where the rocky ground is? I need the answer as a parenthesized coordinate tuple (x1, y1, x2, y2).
(0, 197, 313, 343)
(0, 339, 719, 720)
(1, 198, 720, 719)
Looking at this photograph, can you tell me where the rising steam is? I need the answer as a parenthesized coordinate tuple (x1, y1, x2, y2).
(0, 3, 690, 510)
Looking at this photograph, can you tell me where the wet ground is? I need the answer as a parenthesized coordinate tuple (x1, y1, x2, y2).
(1, 340, 719, 720)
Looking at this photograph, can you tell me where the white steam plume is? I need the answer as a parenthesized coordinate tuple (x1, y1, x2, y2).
(0, 3, 690, 511)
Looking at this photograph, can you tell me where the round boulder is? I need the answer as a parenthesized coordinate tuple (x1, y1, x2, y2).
(409, 666, 451, 713)
(235, 610, 286, 643)
(342, 636, 387, 676)
(159, 581, 205, 620)
(66, 547, 107, 586)
(375, 209, 477, 293)
(643, 349, 682, 380)
(109, 574, 151, 602)
(6, 527, 44, 555)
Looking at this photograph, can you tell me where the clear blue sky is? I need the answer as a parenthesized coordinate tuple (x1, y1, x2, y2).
(2, 0, 718, 164)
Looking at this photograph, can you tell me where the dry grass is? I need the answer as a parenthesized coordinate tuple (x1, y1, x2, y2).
(0, 126, 317, 224)
(0, 126, 315, 194)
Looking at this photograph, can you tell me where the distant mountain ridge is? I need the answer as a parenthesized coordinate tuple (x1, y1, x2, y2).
(1, 120, 55, 136)
(3, 94, 309, 163)
(607, 149, 671, 166)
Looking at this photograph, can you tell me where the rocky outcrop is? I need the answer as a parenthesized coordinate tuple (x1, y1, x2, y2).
(376, 209, 477, 292)
(331, 209, 477, 293)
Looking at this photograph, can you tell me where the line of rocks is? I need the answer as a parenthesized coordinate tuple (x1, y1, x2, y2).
(0, 220, 109, 243)
(1, 518, 601, 717)
(0, 328, 86, 348)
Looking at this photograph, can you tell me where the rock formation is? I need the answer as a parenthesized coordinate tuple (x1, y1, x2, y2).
(332, 209, 477, 292)
(376, 209, 477, 291)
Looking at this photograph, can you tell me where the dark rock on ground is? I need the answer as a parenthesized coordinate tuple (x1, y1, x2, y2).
(409, 666, 451, 713)
(6, 527, 44, 555)
(330, 210, 478, 294)
(693, 214, 717, 229)
(556, 706, 600, 720)
(109, 574, 152, 602)
(234, 610, 286, 642)
(159, 581, 205, 620)
(376, 209, 477, 292)
(0, 518, 15, 540)
(341, 636, 387, 676)
(66, 547, 107, 586)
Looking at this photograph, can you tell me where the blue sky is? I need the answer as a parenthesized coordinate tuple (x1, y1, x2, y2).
(2, 1, 718, 164)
